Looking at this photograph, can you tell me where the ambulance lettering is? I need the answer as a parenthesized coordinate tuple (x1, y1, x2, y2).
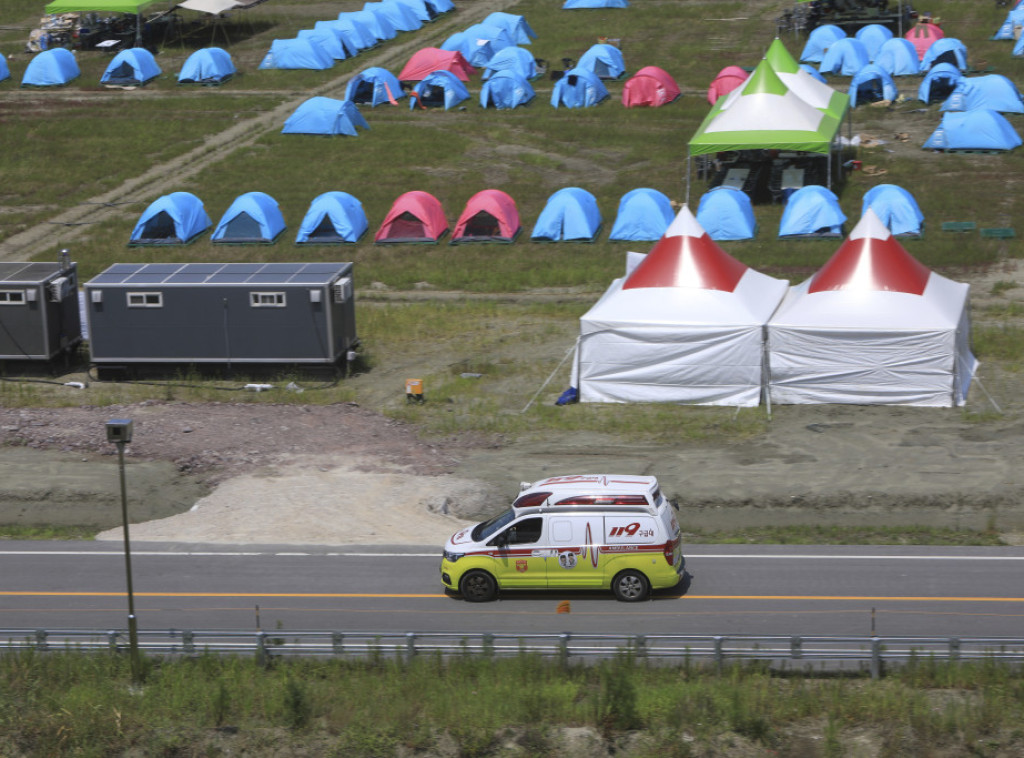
(606, 518, 657, 543)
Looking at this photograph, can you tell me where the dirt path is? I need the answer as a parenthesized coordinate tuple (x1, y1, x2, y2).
(0, 0, 515, 261)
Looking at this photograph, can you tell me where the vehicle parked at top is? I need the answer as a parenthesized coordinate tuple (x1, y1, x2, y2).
(440, 474, 685, 602)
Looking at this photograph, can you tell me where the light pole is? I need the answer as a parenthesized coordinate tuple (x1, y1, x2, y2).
(106, 418, 142, 685)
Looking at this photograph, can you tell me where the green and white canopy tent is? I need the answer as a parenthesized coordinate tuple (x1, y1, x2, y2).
(44, 0, 165, 46)
(686, 55, 847, 202)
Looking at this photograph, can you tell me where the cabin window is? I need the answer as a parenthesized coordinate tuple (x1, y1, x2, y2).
(250, 292, 286, 307)
(0, 290, 26, 305)
(127, 292, 163, 308)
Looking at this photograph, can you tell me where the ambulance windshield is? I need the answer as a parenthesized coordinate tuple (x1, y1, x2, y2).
(472, 509, 516, 542)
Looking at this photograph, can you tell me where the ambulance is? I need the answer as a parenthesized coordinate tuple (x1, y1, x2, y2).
(440, 474, 685, 602)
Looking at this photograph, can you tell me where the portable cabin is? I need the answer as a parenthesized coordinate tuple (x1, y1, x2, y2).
(0, 260, 81, 361)
(84, 262, 357, 367)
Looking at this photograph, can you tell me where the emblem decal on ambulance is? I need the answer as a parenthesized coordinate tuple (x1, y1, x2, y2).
(516, 560, 528, 573)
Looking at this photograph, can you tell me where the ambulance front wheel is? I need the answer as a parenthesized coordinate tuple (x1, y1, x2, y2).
(460, 570, 497, 602)
(612, 570, 650, 602)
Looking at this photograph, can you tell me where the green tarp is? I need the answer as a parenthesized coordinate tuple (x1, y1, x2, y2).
(45, 0, 158, 13)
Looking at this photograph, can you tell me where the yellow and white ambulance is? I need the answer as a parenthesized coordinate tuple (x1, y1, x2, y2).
(440, 474, 685, 602)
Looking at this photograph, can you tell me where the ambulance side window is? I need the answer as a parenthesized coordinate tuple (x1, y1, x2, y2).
(491, 517, 543, 546)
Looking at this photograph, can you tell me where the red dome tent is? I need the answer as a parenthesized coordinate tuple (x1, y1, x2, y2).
(451, 189, 521, 244)
(707, 65, 748, 104)
(905, 21, 944, 61)
(398, 47, 474, 81)
(621, 65, 680, 108)
(374, 191, 449, 244)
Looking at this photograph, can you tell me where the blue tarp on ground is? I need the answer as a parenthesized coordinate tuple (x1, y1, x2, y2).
(482, 46, 536, 80)
(297, 29, 347, 61)
(855, 24, 893, 61)
(531, 187, 602, 241)
(259, 38, 334, 70)
(345, 67, 405, 106)
(941, 74, 1024, 114)
(923, 109, 1022, 152)
(295, 191, 368, 244)
(483, 12, 537, 44)
(778, 185, 846, 238)
(800, 24, 845, 63)
(563, 0, 628, 7)
(849, 64, 898, 106)
(609, 188, 674, 241)
(21, 48, 79, 86)
(480, 70, 535, 109)
(365, 1, 422, 32)
(212, 192, 287, 243)
(861, 184, 924, 237)
(696, 187, 757, 241)
(410, 69, 469, 110)
(918, 63, 964, 103)
(442, 25, 513, 67)
(129, 192, 211, 245)
(178, 47, 235, 84)
(577, 43, 625, 79)
(282, 97, 369, 135)
(874, 38, 920, 76)
(921, 38, 968, 72)
(550, 67, 608, 108)
(819, 37, 870, 75)
(101, 47, 161, 85)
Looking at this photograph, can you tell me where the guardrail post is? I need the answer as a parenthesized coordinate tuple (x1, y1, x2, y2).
(949, 637, 960, 661)
(714, 636, 724, 672)
(870, 637, 882, 680)
(559, 632, 571, 665)
(256, 632, 269, 667)
(107, 630, 119, 652)
(182, 630, 194, 654)
(634, 634, 647, 659)
(791, 636, 802, 660)
(483, 633, 494, 657)
(406, 632, 417, 660)
(332, 632, 344, 655)
(34, 629, 47, 652)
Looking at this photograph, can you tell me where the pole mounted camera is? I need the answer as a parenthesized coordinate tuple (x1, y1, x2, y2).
(105, 419, 133, 444)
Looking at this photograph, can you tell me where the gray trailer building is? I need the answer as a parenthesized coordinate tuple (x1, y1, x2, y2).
(84, 262, 357, 366)
(0, 260, 82, 361)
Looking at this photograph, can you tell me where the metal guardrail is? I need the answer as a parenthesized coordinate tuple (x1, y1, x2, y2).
(3, 629, 1024, 678)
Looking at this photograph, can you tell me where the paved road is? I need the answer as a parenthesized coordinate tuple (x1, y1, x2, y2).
(2, 542, 1024, 637)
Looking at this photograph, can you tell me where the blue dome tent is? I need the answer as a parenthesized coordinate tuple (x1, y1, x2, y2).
(259, 38, 334, 70)
(874, 38, 920, 76)
(365, 1, 422, 32)
(550, 68, 608, 108)
(101, 48, 161, 86)
(297, 29, 348, 61)
(295, 192, 368, 244)
(212, 192, 287, 244)
(0, 55, 10, 82)
(941, 75, 1024, 114)
(918, 63, 963, 103)
(992, 8, 1024, 39)
(178, 47, 235, 85)
(1016, 34, 1024, 57)
(819, 37, 870, 76)
(800, 24, 845, 63)
(349, 8, 397, 41)
(482, 46, 537, 80)
(129, 192, 211, 246)
(923, 110, 1022, 152)
(480, 70, 535, 109)
(282, 97, 369, 136)
(849, 64, 898, 107)
(531, 187, 602, 242)
(778, 185, 846, 238)
(921, 38, 967, 72)
(577, 43, 625, 79)
(609, 188, 674, 241)
(563, 0, 629, 8)
(861, 184, 924, 237)
(799, 64, 827, 82)
(442, 24, 514, 67)
(21, 48, 79, 86)
(330, 16, 378, 50)
(394, 0, 438, 22)
(696, 187, 757, 241)
(483, 12, 536, 45)
(409, 69, 469, 110)
(855, 24, 893, 61)
(312, 21, 360, 57)
(345, 67, 405, 106)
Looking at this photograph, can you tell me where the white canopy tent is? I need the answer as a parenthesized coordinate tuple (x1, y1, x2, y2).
(767, 210, 976, 407)
(572, 206, 789, 406)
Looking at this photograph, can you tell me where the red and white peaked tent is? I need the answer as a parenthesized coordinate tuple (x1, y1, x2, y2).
(767, 209, 976, 406)
(571, 205, 789, 405)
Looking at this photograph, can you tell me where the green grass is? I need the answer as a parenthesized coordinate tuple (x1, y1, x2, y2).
(0, 524, 98, 540)
(1, 650, 1023, 756)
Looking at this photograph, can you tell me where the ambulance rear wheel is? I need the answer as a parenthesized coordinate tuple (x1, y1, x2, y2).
(460, 570, 497, 602)
(612, 570, 649, 602)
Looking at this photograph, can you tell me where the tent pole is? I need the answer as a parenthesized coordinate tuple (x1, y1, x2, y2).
(685, 150, 691, 205)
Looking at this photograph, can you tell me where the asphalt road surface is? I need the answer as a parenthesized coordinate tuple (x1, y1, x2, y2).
(2, 542, 1024, 638)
